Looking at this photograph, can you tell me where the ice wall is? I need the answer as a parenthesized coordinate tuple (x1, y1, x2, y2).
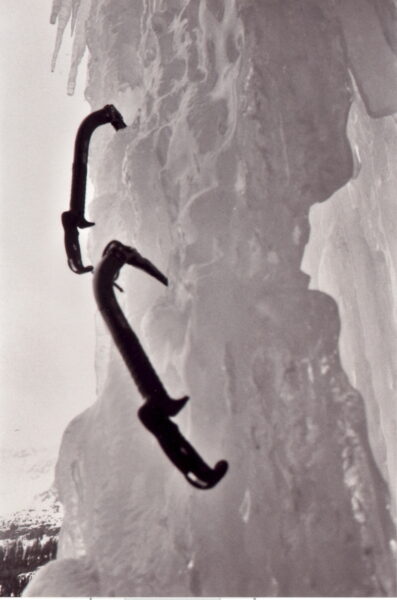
(302, 90, 397, 521)
(26, 0, 397, 596)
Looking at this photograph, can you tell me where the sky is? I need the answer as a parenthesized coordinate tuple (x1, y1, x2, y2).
(0, 0, 96, 471)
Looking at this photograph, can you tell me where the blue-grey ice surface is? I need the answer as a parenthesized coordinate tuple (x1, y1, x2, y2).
(25, 0, 397, 596)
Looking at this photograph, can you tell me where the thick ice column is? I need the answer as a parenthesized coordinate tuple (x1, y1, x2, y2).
(302, 91, 397, 519)
(302, 1, 397, 523)
(26, 0, 396, 596)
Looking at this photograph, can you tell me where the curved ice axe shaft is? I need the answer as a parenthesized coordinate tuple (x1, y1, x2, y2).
(69, 104, 127, 228)
(62, 105, 127, 274)
(93, 240, 228, 489)
(94, 241, 185, 414)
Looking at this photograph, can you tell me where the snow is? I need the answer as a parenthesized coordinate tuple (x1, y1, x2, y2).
(26, 0, 397, 596)
(0, 447, 58, 516)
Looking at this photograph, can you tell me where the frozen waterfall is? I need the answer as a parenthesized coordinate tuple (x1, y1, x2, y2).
(25, 0, 397, 596)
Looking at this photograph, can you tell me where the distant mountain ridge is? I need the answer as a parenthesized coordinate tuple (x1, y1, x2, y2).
(0, 488, 62, 596)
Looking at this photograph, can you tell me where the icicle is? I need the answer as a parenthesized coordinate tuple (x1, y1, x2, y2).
(49, 0, 62, 25)
(66, 0, 92, 95)
(50, 0, 73, 73)
(70, 0, 81, 35)
(50, 0, 91, 95)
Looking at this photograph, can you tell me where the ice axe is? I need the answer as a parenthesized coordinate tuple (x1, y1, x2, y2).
(62, 105, 127, 273)
(93, 240, 228, 489)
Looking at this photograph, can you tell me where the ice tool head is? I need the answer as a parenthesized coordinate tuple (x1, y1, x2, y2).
(126, 249, 168, 287)
(103, 241, 168, 286)
(105, 104, 127, 131)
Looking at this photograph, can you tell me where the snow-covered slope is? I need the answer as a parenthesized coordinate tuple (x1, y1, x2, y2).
(0, 446, 58, 516)
(25, 0, 397, 596)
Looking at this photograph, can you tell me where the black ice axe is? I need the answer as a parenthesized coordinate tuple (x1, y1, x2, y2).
(62, 105, 127, 274)
(93, 240, 228, 489)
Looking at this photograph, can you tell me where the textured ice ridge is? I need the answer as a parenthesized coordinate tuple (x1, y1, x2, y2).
(26, 0, 397, 596)
(303, 87, 397, 521)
